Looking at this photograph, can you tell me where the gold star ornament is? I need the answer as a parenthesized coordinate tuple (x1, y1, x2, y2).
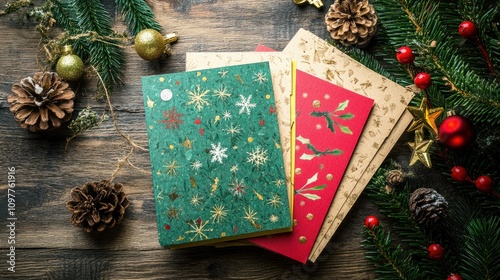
(407, 128, 433, 168)
(406, 98, 443, 135)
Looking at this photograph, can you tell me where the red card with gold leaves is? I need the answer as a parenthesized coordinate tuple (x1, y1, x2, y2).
(250, 69, 374, 263)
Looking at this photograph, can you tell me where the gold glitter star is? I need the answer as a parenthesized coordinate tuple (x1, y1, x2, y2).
(407, 128, 433, 168)
(406, 98, 443, 135)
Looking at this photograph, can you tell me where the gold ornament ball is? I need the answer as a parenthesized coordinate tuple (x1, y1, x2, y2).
(56, 50, 84, 82)
(135, 29, 165, 61)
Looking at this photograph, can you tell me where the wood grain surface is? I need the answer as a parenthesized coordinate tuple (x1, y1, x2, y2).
(0, 1, 429, 279)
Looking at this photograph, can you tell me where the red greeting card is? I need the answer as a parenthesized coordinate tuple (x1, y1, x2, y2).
(250, 69, 374, 263)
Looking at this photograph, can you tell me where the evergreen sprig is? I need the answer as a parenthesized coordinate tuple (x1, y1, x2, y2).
(361, 224, 422, 280)
(114, 0, 162, 35)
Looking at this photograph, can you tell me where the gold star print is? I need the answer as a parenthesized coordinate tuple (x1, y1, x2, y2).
(166, 206, 181, 220)
(164, 160, 180, 177)
(406, 98, 443, 135)
(407, 128, 433, 168)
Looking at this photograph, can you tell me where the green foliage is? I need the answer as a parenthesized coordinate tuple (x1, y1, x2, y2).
(114, 0, 162, 35)
(48, 0, 162, 90)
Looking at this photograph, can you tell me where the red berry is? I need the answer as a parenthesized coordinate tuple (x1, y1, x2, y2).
(364, 215, 380, 229)
(447, 273, 463, 280)
(164, 224, 171, 230)
(458, 21, 477, 39)
(396, 46, 415, 64)
(451, 166, 469, 182)
(194, 118, 201, 125)
(428, 243, 445, 260)
(414, 72, 432, 89)
(475, 175, 493, 193)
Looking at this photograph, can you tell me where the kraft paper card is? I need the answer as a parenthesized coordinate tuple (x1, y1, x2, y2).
(282, 28, 414, 262)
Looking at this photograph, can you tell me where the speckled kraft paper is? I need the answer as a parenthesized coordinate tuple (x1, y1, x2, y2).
(282, 29, 414, 262)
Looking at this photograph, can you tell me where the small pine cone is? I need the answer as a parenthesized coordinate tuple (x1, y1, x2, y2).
(7, 72, 75, 132)
(409, 188, 448, 227)
(67, 180, 130, 232)
(325, 0, 378, 47)
(386, 169, 405, 188)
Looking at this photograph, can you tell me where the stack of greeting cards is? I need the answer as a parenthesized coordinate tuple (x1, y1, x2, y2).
(142, 29, 414, 262)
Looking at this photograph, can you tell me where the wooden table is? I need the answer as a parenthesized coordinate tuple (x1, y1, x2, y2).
(0, 1, 421, 279)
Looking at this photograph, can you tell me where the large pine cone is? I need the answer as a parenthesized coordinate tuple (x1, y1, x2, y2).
(67, 180, 130, 232)
(409, 188, 448, 227)
(325, 0, 378, 47)
(7, 72, 75, 131)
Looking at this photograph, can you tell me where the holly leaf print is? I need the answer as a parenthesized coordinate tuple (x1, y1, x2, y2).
(335, 100, 349, 112)
(337, 124, 353, 135)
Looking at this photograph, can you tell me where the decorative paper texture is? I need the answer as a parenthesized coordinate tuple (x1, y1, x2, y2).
(250, 69, 373, 263)
(186, 52, 294, 205)
(142, 62, 292, 248)
(281, 28, 414, 262)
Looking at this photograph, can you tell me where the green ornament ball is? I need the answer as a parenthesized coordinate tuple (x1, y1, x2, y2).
(134, 29, 165, 61)
(56, 46, 84, 81)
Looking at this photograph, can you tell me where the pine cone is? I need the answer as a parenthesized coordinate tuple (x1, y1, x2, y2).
(325, 0, 378, 47)
(67, 180, 130, 232)
(386, 169, 405, 188)
(7, 72, 75, 131)
(409, 188, 448, 227)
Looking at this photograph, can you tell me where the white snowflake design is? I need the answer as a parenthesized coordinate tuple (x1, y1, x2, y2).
(269, 215, 279, 223)
(229, 178, 248, 197)
(222, 111, 232, 120)
(223, 124, 241, 135)
(230, 165, 239, 173)
(213, 84, 231, 100)
(209, 142, 228, 164)
(190, 160, 202, 171)
(253, 71, 268, 84)
(186, 84, 210, 111)
(218, 69, 228, 78)
(267, 194, 283, 208)
(247, 147, 269, 167)
(235, 94, 256, 115)
(273, 179, 284, 188)
(190, 193, 203, 206)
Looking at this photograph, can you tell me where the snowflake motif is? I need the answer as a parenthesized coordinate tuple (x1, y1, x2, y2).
(267, 194, 283, 208)
(273, 179, 284, 188)
(253, 71, 268, 84)
(246, 147, 269, 167)
(218, 69, 229, 78)
(230, 165, 239, 173)
(164, 160, 180, 177)
(186, 84, 210, 111)
(223, 124, 241, 135)
(185, 219, 213, 241)
(235, 95, 256, 115)
(269, 215, 279, 223)
(229, 179, 248, 197)
(190, 193, 203, 206)
(324, 94, 331, 100)
(190, 160, 202, 171)
(209, 142, 228, 164)
(210, 204, 228, 223)
(222, 111, 232, 120)
(159, 107, 184, 129)
(243, 207, 259, 222)
(316, 124, 322, 130)
(213, 84, 231, 100)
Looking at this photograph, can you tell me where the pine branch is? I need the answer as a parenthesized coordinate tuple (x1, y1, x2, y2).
(361, 225, 421, 280)
(50, 0, 78, 34)
(460, 216, 500, 280)
(69, 0, 124, 88)
(114, 0, 162, 35)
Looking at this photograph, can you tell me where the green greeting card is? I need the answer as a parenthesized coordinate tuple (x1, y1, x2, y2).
(142, 62, 292, 248)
